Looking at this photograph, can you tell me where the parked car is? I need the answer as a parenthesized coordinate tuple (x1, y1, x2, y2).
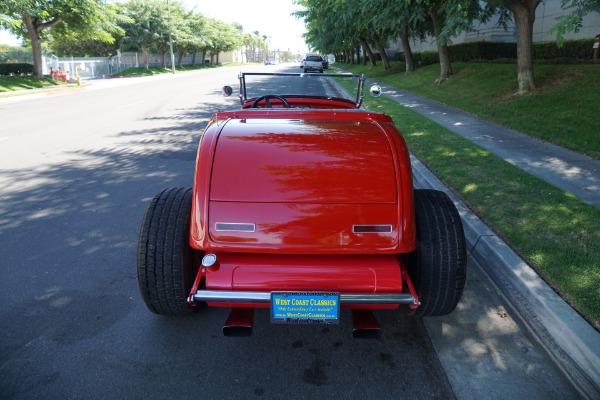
(137, 72, 467, 337)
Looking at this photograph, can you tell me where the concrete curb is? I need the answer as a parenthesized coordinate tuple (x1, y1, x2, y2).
(410, 154, 600, 399)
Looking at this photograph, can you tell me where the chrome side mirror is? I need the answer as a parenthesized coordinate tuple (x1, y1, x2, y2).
(370, 85, 382, 97)
(222, 86, 233, 97)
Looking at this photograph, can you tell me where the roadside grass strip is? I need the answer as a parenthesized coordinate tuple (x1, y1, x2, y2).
(363, 93, 600, 329)
(110, 63, 224, 77)
(342, 62, 600, 160)
(0, 76, 58, 92)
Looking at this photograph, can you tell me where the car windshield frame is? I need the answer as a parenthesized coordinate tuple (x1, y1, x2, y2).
(237, 72, 366, 108)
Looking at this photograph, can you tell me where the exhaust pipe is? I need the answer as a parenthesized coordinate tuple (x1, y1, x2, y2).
(352, 309, 380, 339)
(223, 308, 254, 337)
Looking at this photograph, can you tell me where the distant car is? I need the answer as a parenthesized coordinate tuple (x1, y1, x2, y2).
(302, 54, 324, 73)
(137, 72, 467, 337)
(264, 59, 276, 65)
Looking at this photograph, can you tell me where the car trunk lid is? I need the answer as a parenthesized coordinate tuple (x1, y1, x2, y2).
(210, 118, 397, 203)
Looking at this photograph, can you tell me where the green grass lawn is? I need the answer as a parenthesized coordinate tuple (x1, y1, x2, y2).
(0, 76, 60, 92)
(338, 63, 599, 329)
(341, 62, 600, 159)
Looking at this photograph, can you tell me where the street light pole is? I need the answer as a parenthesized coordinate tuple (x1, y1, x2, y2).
(169, 35, 175, 74)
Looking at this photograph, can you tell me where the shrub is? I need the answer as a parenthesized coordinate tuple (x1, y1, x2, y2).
(533, 39, 595, 60)
(0, 63, 34, 76)
(395, 39, 594, 67)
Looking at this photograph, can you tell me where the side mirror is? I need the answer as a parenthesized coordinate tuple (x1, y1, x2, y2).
(222, 86, 233, 97)
(370, 85, 382, 97)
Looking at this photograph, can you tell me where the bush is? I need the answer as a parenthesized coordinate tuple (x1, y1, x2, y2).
(533, 39, 595, 60)
(395, 39, 594, 67)
(0, 63, 34, 76)
(449, 42, 517, 61)
(396, 51, 439, 66)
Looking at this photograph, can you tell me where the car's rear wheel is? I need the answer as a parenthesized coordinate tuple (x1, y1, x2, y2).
(407, 189, 467, 317)
(137, 187, 202, 316)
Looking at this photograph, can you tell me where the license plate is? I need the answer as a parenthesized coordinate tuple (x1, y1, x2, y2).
(271, 292, 340, 324)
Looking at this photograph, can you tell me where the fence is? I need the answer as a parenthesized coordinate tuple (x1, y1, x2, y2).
(0, 46, 33, 64)
(2, 48, 209, 80)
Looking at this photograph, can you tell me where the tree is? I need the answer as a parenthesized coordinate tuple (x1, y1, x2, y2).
(0, 0, 120, 78)
(209, 20, 242, 64)
(551, 0, 600, 45)
(483, 0, 540, 93)
(176, 11, 207, 67)
(46, 3, 128, 57)
(120, 0, 169, 70)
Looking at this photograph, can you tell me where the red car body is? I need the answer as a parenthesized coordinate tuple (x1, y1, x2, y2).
(137, 72, 466, 336)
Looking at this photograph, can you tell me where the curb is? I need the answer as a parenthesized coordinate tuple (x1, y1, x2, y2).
(410, 154, 600, 399)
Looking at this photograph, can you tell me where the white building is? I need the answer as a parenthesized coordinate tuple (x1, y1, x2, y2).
(390, 2, 600, 53)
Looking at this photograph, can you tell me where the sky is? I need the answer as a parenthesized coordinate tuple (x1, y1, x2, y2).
(184, 0, 310, 54)
(0, 0, 310, 54)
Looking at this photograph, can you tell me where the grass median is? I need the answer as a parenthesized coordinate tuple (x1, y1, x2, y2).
(338, 63, 599, 329)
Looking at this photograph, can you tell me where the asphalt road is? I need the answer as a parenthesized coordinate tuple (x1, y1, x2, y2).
(0, 64, 578, 399)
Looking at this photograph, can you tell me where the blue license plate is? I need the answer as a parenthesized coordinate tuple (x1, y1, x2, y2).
(271, 292, 340, 324)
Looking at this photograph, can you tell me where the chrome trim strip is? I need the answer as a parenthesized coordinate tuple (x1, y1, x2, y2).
(192, 290, 417, 305)
(215, 223, 256, 232)
(352, 224, 393, 234)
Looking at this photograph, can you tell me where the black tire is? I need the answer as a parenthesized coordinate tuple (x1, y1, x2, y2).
(137, 187, 201, 316)
(408, 189, 467, 317)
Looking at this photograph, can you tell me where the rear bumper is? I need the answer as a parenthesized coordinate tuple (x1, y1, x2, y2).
(190, 290, 417, 306)
(187, 253, 420, 310)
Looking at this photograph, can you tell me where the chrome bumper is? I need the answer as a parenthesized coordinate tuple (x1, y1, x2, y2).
(190, 290, 418, 306)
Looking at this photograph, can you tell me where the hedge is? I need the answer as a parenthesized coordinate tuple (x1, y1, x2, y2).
(0, 63, 34, 76)
(395, 39, 596, 66)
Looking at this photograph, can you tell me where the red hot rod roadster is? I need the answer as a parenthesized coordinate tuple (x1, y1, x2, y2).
(137, 72, 466, 337)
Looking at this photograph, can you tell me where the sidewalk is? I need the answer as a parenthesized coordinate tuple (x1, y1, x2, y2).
(372, 81, 600, 210)
(368, 79, 600, 399)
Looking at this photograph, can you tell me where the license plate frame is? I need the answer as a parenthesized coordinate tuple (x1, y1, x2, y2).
(270, 292, 340, 325)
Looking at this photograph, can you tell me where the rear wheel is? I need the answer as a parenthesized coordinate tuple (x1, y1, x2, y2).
(408, 189, 467, 317)
(137, 187, 201, 316)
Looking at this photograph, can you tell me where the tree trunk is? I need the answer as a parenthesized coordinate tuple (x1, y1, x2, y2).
(24, 18, 44, 78)
(373, 34, 391, 70)
(160, 51, 166, 68)
(23, 15, 62, 79)
(400, 31, 415, 73)
(429, 10, 452, 83)
(191, 51, 197, 66)
(359, 38, 376, 67)
(510, 0, 540, 93)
